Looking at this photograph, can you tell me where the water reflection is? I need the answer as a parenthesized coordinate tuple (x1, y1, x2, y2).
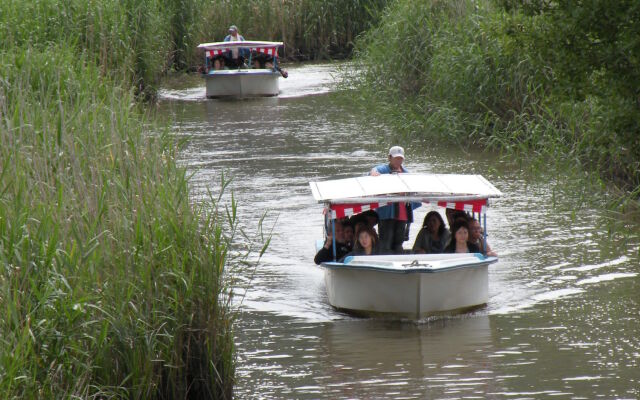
(315, 317, 496, 399)
(158, 62, 640, 399)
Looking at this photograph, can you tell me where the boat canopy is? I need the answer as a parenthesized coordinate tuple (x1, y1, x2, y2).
(309, 173, 502, 219)
(198, 41, 283, 58)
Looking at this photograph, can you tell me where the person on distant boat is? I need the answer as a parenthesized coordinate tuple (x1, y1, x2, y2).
(210, 54, 224, 71)
(314, 219, 351, 264)
(339, 225, 381, 261)
(369, 146, 420, 254)
(223, 25, 249, 69)
(444, 220, 481, 254)
(412, 211, 451, 254)
(252, 51, 274, 69)
(251, 50, 289, 77)
(469, 218, 497, 257)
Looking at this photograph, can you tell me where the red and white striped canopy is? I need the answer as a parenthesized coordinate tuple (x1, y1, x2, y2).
(206, 46, 279, 58)
(198, 40, 283, 57)
(310, 173, 501, 220)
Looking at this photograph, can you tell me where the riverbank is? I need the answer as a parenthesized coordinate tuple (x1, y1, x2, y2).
(0, 43, 241, 400)
(347, 0, 640, 218)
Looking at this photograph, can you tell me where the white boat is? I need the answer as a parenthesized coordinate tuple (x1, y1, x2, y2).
(197, 40, 285, 98)
(309, 173, 502, 318)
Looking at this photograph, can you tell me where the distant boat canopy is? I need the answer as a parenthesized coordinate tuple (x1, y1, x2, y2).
(197, 41, 283, 58)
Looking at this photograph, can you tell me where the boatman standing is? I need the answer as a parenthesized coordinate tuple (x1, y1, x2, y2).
(223, 25, 249, 68)
(370, 146, 420, 253)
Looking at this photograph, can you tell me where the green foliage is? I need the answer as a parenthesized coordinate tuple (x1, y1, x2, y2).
(348, 0, 640, 214)
(497, 0, 640, 188)
(0, 31, 245, 400)
(0, 0, 205, 98)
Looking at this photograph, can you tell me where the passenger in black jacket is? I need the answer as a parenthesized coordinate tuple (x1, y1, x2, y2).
(314, 219, 351, 264)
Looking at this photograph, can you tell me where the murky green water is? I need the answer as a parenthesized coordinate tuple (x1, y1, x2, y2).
(158, 63, 640, 399)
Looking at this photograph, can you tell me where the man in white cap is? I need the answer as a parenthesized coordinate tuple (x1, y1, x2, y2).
(369, 146, 420, 253)
(223, 25, 248, 68)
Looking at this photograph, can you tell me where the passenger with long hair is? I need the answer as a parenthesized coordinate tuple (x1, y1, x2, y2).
(444, 220, 481, 254)
(413, 211, 450, 254)
(340, 225, 381, 261)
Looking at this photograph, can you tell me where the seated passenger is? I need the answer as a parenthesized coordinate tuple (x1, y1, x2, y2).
(252, 52, 274, 69)
(445, 208, 470, 229)
(444, 220, 481, 254)
(210, 54, 225, 71)
(340, 226, 381, 261)
(314, 219, 351, 264)
(412, 211, 450, 254)
(469, 218, 497, 257)
(350, 210, 379, 231)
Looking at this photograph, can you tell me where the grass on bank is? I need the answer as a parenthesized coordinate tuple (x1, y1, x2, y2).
(0, 43, 263, 398)
(347, 0, 640, 217)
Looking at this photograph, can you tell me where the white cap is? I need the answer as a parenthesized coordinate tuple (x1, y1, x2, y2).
(388, 146, 405, 159)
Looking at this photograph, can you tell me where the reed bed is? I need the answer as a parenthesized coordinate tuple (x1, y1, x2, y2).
(0, 43, 251, 397)
(196, 0, 390, 61)
(347, 0, 640, 216)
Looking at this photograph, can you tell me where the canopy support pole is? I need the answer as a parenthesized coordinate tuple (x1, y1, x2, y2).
(331, 219, 337, 261)
(482, 212, 488, 257)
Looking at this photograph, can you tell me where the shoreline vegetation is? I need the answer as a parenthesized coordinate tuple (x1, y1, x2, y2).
(346, 0, 640, 218)
(0, 43, 242, 398)
(0, 0, 383, 397)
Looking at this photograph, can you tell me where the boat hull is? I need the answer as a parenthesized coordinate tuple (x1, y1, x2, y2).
(204, 69, 279, 98)
(322, 254, 495, 318)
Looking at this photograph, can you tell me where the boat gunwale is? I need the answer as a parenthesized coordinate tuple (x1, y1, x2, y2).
(321, 256, 497, 274)
(204, 69, 280, 77)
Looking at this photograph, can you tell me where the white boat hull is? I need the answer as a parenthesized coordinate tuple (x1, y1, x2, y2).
(322, 254, 496, 318)
(204, 69, 279, 98)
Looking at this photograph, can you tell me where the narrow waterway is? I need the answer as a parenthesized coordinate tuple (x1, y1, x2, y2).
(158, 63, 640, 399)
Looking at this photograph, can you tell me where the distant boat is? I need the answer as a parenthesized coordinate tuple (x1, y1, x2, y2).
(197, 40, 285, 98)
(309, 173, 502, 319)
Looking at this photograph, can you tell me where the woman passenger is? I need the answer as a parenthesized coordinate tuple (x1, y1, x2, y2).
(444, 220, 481, 254)
(412, 211, 450, 254)
(340, 226, 381, 261)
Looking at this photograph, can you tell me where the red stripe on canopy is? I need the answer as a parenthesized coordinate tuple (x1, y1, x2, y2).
(206, 47, 278, 58)
(330, 202, 390, 219)
(254, 47, 278, 57)
(435, 199, 487, 213)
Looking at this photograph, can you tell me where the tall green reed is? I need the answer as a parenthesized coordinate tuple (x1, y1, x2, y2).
(0, 0, 178, 98)
(0, 43, 258, 398)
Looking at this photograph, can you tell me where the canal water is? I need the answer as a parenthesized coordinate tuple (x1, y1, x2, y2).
(158, 64, 640, 399)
